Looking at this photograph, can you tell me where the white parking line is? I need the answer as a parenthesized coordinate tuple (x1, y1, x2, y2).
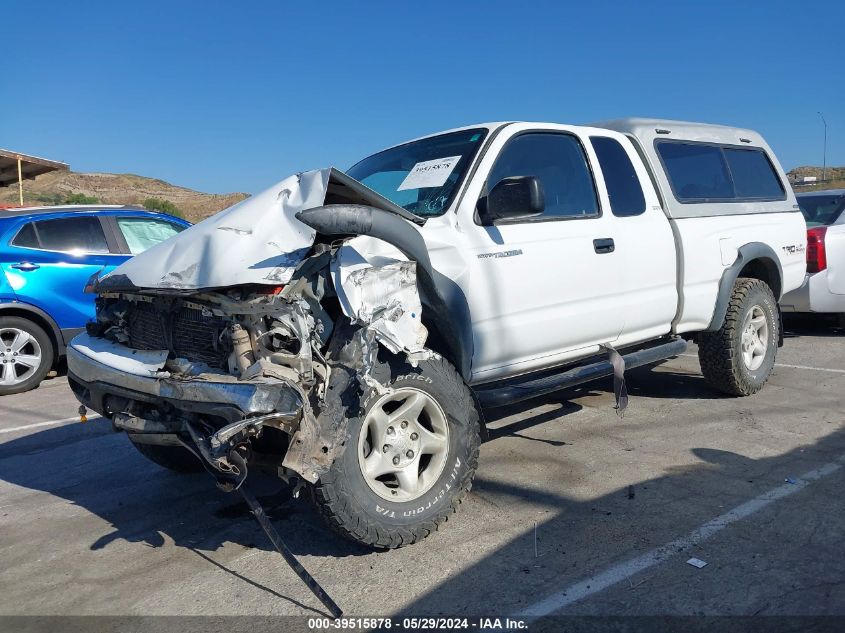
(0, 416, 98, 435)
(517, 453, 845, 617)
(772, 362, 845, 374)
(679, 354, 845, 374)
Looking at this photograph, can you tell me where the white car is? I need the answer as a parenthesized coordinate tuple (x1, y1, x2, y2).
(781, 189, 845, 323)
(67, 119, 806, 548)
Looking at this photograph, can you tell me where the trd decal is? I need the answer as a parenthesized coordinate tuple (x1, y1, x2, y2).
(781, 244, 806, 255)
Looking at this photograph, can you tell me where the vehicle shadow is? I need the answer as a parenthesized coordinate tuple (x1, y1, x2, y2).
(0, 421, 369, 558)
(0, 383, 613, 558)
(783, 313, 844, 338)
(394, 425, 845, 617)
(623, 363, 723, 400)
(484, 399, 585, 446)
(0, 398, 607, 613)
(480, 360, 723, 423)
(0, 416, 377, 610)
(0, 380, 615, 578)
(0, 356, 828, 616)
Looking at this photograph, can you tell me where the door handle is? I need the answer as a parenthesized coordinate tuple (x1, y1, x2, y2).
(593, 238, 615, 254)
(11, 262, 40, 271)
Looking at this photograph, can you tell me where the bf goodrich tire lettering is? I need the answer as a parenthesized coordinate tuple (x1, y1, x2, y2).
(698, 278, 779, 396)
(313, 354, 480, 549)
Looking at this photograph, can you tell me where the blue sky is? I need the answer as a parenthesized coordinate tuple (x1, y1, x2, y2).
(3, 1, 843, 194)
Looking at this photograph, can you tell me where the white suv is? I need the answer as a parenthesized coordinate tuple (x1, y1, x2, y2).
(781, 189, 845, 323)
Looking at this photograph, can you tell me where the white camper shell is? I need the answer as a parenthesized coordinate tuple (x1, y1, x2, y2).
(595, 118, 798, 219)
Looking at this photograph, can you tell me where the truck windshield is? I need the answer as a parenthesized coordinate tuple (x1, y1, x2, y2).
(797, 194, 845, 226)
(347, 128, 488, 218)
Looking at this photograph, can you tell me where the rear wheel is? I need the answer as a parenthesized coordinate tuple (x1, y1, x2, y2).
(0, 317, 54, 396)
(128, 437, 204, 473)
(698, 278, 779, 396)
(313, 353, 480, 549)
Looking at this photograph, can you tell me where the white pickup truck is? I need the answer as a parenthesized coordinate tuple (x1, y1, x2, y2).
(67, 118, 806, 548)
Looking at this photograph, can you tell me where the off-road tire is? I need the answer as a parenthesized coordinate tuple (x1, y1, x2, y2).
(128, 437, 204, 473)
(0, 316, 54, 396)
(313, 353, 480, 549)
(698, 278, 779, 396)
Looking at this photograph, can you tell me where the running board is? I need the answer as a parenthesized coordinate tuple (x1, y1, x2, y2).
(474, 337, 687, 409)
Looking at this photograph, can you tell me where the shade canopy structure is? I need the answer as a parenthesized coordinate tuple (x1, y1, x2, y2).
(0, 149, 69, 205)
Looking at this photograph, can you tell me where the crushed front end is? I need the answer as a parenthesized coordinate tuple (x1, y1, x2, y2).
(67, 169, 434, 489)
(68, 275, 338, 483)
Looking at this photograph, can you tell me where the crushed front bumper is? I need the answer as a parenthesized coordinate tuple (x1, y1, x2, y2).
(66, 340, 304, 424)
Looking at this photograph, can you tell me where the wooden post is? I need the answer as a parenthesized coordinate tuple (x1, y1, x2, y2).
(17, 157, 23, 206)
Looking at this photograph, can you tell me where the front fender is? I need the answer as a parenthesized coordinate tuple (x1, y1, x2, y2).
(298, 205, 473, 379)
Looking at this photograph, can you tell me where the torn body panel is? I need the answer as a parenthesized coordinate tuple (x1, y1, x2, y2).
(333, 249, 429, 361)
(100, 171, 326, 290)
(95, 168, 419, 292)
(69, 172, 448, 486)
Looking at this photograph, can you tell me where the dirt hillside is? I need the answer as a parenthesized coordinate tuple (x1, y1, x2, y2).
(786, 166, 845, 192)
(0, 170, 249, 222)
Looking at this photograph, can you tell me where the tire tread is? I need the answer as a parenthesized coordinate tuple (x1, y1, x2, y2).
(312, 355, 479, 549)
(698, 277, 777, 396)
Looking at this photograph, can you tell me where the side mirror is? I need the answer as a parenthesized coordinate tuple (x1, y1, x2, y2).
(480, 176, 545, 224)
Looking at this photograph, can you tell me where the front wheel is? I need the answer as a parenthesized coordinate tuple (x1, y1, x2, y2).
(698, 277, 779, 396)
(313, 354, 480, 549)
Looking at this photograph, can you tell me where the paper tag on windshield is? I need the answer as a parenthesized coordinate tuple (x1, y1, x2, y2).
(397, 156, 461, 191)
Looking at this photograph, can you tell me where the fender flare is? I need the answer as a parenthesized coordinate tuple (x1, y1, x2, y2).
(706, 242, 783, 332)
(0, 300, 65, 354)
(296, 205, 473, 379)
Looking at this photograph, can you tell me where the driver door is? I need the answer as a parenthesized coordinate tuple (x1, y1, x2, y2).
(461, 130, 626, 383)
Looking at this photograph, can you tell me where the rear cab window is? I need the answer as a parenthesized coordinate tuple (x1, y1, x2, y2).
(11, 216, 110, 253)
(590, 136, 646, 217)
(656, 141, 785, 203)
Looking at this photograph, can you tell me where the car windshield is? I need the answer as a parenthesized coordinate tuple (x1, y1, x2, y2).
(346, 128, 488, 218)
(797, 194, 845, 226)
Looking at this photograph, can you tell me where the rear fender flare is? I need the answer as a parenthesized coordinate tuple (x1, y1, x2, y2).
(706, 242, 783, 332)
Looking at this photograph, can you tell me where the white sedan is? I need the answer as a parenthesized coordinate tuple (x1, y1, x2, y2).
(781, 189, 845, 323)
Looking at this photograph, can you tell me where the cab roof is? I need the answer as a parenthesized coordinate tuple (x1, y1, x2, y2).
(591, 117, 766, 147)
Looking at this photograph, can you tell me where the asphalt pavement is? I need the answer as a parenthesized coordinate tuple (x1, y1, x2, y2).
(0, 315, 842, 626)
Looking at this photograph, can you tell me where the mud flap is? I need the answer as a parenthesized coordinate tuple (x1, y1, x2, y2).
(601, 344, 628, 416)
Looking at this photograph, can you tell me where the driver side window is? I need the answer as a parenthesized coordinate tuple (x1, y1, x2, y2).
(488, 132, 599, 220)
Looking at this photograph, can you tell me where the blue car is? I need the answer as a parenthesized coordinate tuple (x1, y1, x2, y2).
(0, 205, 190, 394)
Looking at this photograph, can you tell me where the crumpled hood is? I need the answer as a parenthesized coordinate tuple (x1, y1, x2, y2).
(100, 169, 331, 290)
